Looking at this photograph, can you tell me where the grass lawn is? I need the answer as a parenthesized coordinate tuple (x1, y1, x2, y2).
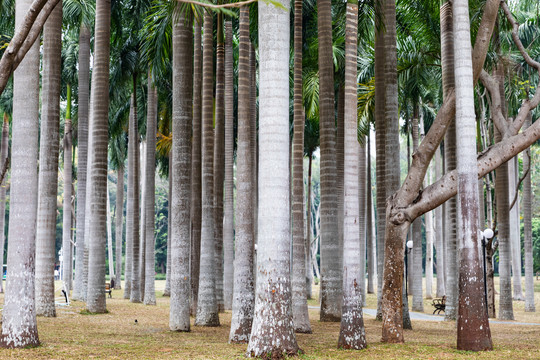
(0, 278, 538, 359)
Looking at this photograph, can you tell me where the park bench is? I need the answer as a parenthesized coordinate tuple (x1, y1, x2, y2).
(432, 296, 446, 315)
(105, 282, 112, 298)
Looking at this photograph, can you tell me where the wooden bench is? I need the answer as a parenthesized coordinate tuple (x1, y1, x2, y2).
(432, 296, 446, 315)
(105, 283, 112, 298)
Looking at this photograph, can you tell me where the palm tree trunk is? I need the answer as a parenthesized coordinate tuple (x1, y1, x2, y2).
(115, 165, 124, 289)
(250, 42, 258, 284)
(508, 156, 524, 300)
(123, 102, 134, 299)
(144, 73, 158, 306)
(229, 7, 254, 342)
(169, 6, 192, 331)
(35, 0, 62, 318)
(222, 19, 234, 311)
(0, 114, 9, 294)
(366, 136, 375, 295)
(434, 146, 445, 297)
(523, 112, 535, 312)
(106, 184, 114, 281)
(127, 91, 141, 303)
(139, 141, 146, 297)
(318, 0, 341, 322)
(73, 23, 91, 302)
(440, 0, 458, 321)
(85, 0, 111, 314)
(411, 114, 423, 312)
(163, 155, 172, 297)
(453, 0, 492, 349)
(424, 170, 434, 300)
(338, 1, 366, 349)
(246, 1, 299, 355)
(195, 10, 219, 326)
(190, 17, 202, 316)
(0, 0, 40, 346)
(214, 13, 225, 313)
(290, 0, 311, 334)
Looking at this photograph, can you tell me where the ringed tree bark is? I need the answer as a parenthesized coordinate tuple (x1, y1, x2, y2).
(291, 0, 311, 334)
(0, 0, 41, 347)
(523, 112, 535, 312)
(35, 0, 62, 318)
(229, 6, 254, 344)
(73, 24, 91, 302)
(246, 0, 299, 356)
(317, 0, 341, 322)
(222, 19, 234, 311)
(85, 0, 111, 314)
(62, 90, 74, 294)
(169, 5, 193, 332)
(380, 0, 501, 343)
(195, 10, 219, 327)
(453, 0, 492, 349)
(337, 0, 366, 350)
(115, 165, 124, 290)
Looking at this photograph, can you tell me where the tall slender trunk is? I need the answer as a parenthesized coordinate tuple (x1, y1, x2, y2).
(115, 165, 124, 289)
(440, 0, 458, 321)
(250, 42, 258, 272)
(214, 13, 225, 313)
(318, 0, 341, 322)
(508, 156, 524, 300)
(291, 0, 311, 334)
(144, 73, 157, 306)
(306, 155, 314, 290)
(523, 112, 535, 312)
(163, 154, 172, 297)
(0, 114, 9, 294)
(106, 184, 114, 281)
(0, 0, 40, 346)
(453, 0, 492, 349)
(128, 92, 141, 304)
(424, 169, 434, 300)
(336, 83, 345, 304)
(374, 0, 386, 320)
(366, 136, 375, 294)
(338, 1, 366, 349)
(434, 146, 445, 297)
(229, 7, 255, 343)
(247, 1, 299, 355)
(190, 17, 202, 316)
(411, 114, 423, 312)
(73, 24, 91, 302)
(123, 100, 134, 299)
(222, 19, 234, 311)
(85, 0, 111, 314)
(35, 0, 62, 317)
(169, 6, 192, 331)
(195, 11, 219, 327)
(139, 141, 146, 296)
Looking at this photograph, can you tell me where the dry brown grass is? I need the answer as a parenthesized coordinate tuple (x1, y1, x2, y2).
(0, 279, 538, 359)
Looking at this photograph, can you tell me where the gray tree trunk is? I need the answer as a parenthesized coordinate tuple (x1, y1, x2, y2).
(169, 7, 192, 332)
(434, 146, 445, 297)
(115, 166, 124, 289)
(35, 0, 62, 318)
(139, 141, 146, 297)
(106, 184, 114, 281)
(508, 156, 524, 300)
(411, 115, 424, 312)
(246, 2, 299, 355)
(163, 155, 172, 297)
(144, 74, 158, 306)
(0, 0, 41, 346)
(0, 115, 9, 294)
(523, 112, 535, 312)
(73, 24, 91, 302)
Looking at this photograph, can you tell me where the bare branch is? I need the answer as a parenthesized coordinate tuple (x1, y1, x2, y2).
(509, 152, 530, 211)
(0, 0, 60, 96)
(479, 70, 509, 135)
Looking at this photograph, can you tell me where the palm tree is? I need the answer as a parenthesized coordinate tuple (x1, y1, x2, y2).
(169, 3, 192, 332)
(523, 112, 535, 312)
(144, 71, 158, 305)
(213, 11, 225, 313)
(35, 0, 62, 318)
(0, 0, 40, 347)
(229, 6, 254, 343)
(222, 18, 234, 311)
(85, 0, 112, 314)
(452, 0, 492, 350)
(246, 0, 299, 356)
(291, 0, 311, 334)
(195, 10, 219, 327)
(115, 165, 124, 290)
(410, 116, 423, 312)
(190, 16, 202, 316)
(0, 110, 9, 294)
(62, 88, 74, 294)
(317, 0, 341, 322)
(434, 146, 445, 297)
(337, 0, 366, 350)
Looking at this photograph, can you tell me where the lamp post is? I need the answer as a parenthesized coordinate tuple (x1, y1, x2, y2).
(481, 228, 494, 316)
(405, 240, 413, 298)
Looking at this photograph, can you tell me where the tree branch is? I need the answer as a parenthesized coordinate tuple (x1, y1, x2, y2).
(0, 157, 9, 185)
(508, 152, 530, 211)
(0, 0, 60, 96)
(479, 69, 509, 135)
